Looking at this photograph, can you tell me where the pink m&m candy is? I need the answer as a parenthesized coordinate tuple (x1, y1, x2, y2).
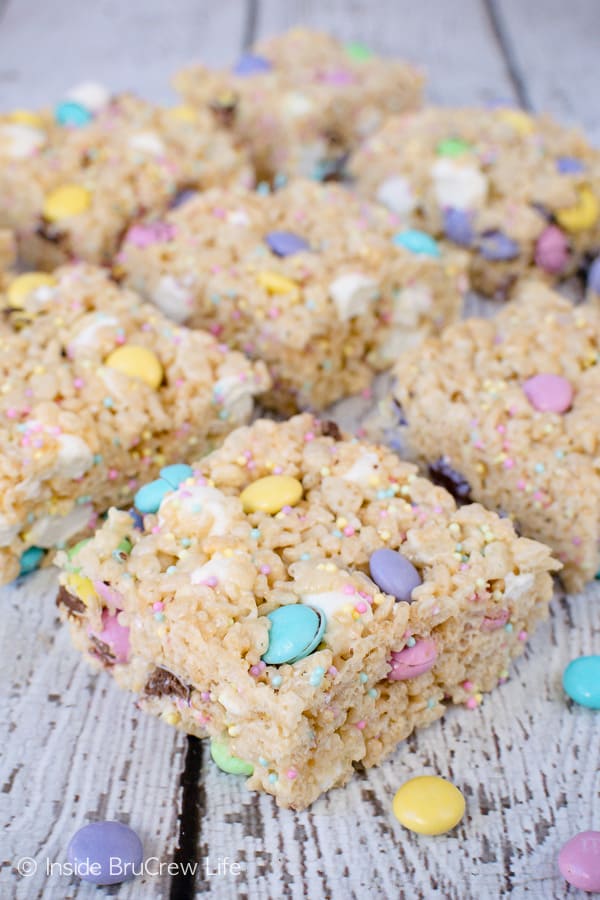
(522, 373, 573, 413)
(388, 640, 437, 681)
(534, 225, 569, 274)
(89, 609, 130, 663)
(480, 608, 509, 632)
(558, 831, 600, 892)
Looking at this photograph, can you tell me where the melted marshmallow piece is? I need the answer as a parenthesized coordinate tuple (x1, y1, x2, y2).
(69, 314, 120, 351)
(159, 484, 238, 537)
(53, 434, 94, 480)
(190, 553, 255, 590)
(129, 132, 166, 156)
(329, 273, 379, 320)
(431, 158, 488, 210)
(213, 374, 254, 421)
(1, 123, 46, 158)
(376, 285, 433, 363)
(65, 81, 111, 113)
(503, 572, 535, 601)
(281, 91, 315, 118)
(342, 451, 381, 484)
(0, 517, 21, 547)
(376, 176, 416, 218)
(152, 275, 192, 323)
(28, 503, 93, 548)
(300, 590, 353, 619)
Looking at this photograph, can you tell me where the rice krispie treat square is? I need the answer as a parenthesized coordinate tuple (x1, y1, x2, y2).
(350, 107, 600, 298)
(0, 264, 269, 583)
(174, 27, 423, 181)
(117, 179, 467, 412)
(392, 282, 600, 592)
(56, 414, 558, 809)
(0, 90, 252, 270)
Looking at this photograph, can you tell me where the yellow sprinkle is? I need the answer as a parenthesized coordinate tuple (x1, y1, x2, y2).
(7, 272, 56, 308)
(556, 186, 599, 233)
(163, 711, 180, 726)
(223, 548, 234, 557)
(325, 563, 337, 572)
(43, 183, 91, 221)
(240, 475, 303, 515)
(378, 530, 391, 541)
(104, 345, 163, 389)
(257, 270, 300, 298)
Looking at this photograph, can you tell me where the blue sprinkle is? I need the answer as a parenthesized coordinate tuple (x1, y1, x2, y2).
(309, 666, 325, 687)
(103, 397, 114, 408)
(427, 698, 437, 709)
(271, 675, 283, 688)
(368, 688, 378, 699)
(534, 463, 545, 473)
(93, 454, 103, 465)
(300, 553, 311, 561)
(251, 528, 261, 540)
(258, 757, 269, 767)
(407, 636, 416, 648)
(180, 538, 191, 548)
(268, 772, 278, 783)
(332, 529, 343, 538)
(505, 623, 514, 633)
(359, 672, 368, 684)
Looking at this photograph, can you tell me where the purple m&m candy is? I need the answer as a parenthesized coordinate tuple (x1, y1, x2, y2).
(369, 548, 422, 602)
(588, 255, 600, 294)
(265, 230, 310, 257)
(523, 373, 573, 413)
(67, 821, 143, 885)
(556, 156, 585, 175)
(171, 188, 198, 209)
(479, 230, 520, 261)
(388, 640, 437, 681)
(558, 831, 600, 892)
(534, 225, 568, 274)
(233, 54, 272, 77)
(442, 208, 474, 247)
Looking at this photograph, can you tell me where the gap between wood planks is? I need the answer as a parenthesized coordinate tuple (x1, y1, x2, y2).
(482, 0, 532, 109)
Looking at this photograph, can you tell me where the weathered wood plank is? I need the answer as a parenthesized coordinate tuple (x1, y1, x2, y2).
(256, 0, 519, 106)
(498, 0, 600, 144)
(0, 569, 187, 900)
(0, 0, 244, 110)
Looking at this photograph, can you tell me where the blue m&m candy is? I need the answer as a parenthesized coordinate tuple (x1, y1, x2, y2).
(262, 605, 326, 665)
(563, 655, 600, 709)
(393, 229, 440, 258)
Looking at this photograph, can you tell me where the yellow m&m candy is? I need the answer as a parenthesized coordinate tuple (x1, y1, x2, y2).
(241, 475, 303, 515)
(257, 270, 300, 298)
(7, 272, 56, 308)
(65, 573, 97, 606)
(104, 345, 164, 389)
(168, 105, 198, 123)
(8, 109, 44, 128)
(393, 775, 465, 835)
(43, 184, 91, 221)
(497, 108, 534, 136)
(556, 186, 599, 233)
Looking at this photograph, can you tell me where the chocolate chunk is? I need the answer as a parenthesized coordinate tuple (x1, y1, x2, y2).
(145, 667, 190, 702)
(428, 457, 471, 502)
(56, 584, 86, 615)
(209, 92, 238, 128)
(89, 635, 116, 666)
(35, 221, 62, 244)
(320, 419, 342, 441)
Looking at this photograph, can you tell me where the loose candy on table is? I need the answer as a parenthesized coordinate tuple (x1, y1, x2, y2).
(240, 475, 303, 515)
(261, 604, 326, 665)
(67, 821, 143, 885)
(393, 775, 465, 835)
(369, 548, 422, 602)
(210, 739, 254, 776)
(104, 345, 164, 389)
(558, 831, 600, 892)
(522, 373, 573, 414)
(563, 655, 600, 709)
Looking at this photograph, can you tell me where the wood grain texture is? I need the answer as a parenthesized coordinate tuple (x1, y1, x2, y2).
(1, 1, 599, 899)
(498, 0, 600, 144)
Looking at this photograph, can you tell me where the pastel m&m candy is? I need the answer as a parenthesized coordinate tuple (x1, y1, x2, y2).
(159, 464, 194, 489)
(257, 270, 300, 297)
(522, 373, 573, 413)
(261, 604, 326, 665)
(104, 345, 163, 389)
(43, 184, 91, 221)
(558, 831, 600, 891)
(436, 137, 471, 157)
(393, 775, 465, 835)
(534, 225, 569, 274)
(265, 231, 309, 257)
(210, 739, 254, 776)
(18, 546, 44, 576)
(67, 821, 143, 885)
(563, 655, 600, 709)
(55, 100, 93, 127)
(233, 54, 272, 76)
(393, 229, 440, 258)
(369, 548, 422, 602)
(241, 475, 303, 515)
(7, 272, 55, 308)
(388, 640, 437, 680)
(556, 186, 599, 232)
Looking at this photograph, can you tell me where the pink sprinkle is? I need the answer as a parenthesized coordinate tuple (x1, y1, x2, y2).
(273, 466, 283, 475)
(463, 680, 474, 692)
(250, 665, 262, 677)
(328, 666, 338, 677)
(5, 408, 17, 419)
(572, 536, 582, 546)
(343, 584, 356, 595)
(504, 459, 515, 469)
(355, 720, 366, 730)
(516, 479, 526, 490)
(286, 768, 298, 780)
(108, 469, 118, 480)
(260, 565, 271, 575)
(200, 691, 211, 702)
(466, 697, 479, 710)
(355, 602, 367, 614)
(202, 576, 218, 587)
(343, 526, 355, 537)
(152, 602, 164, 612)
(304, 431, 315, 442)
(151, 526, 160, 535)
(518, 630, 528, 641)
(496, 424, 506, 434)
